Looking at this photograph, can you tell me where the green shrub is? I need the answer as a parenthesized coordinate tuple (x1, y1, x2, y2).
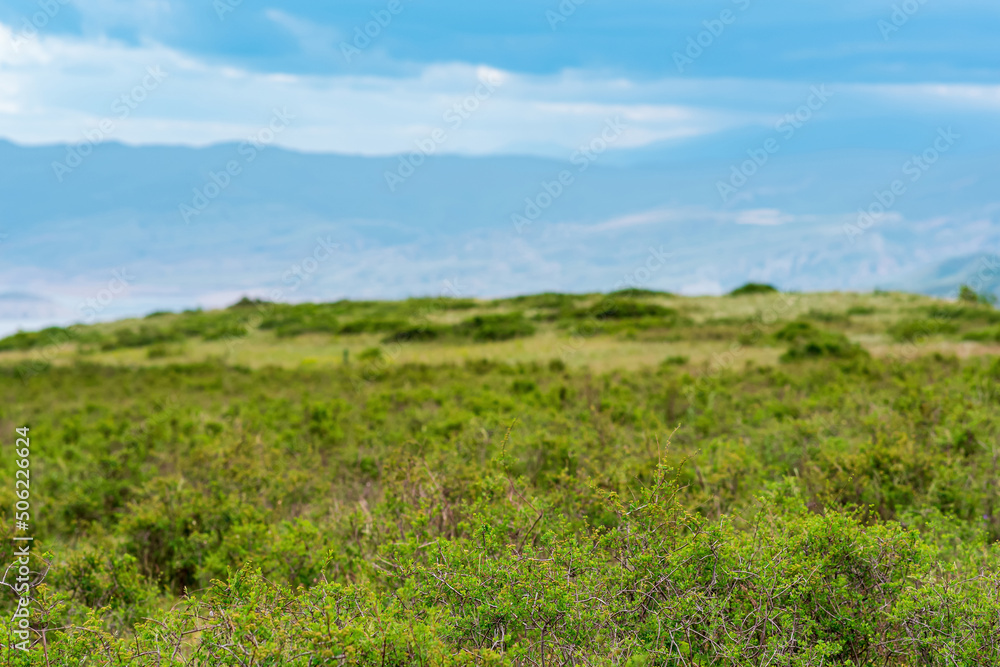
(0, 326, 75, 351)
(6, 292, 1000, 663)
(453, 312, 536, 341)
(962, 326, 1000, 343)
(729, 282, 778, 296)
(959, 284, 997, 306)
(357, 347, 384, 362)
(577, 298, 674, 320)
(491, 292, 583, 310)
(146, 343, 185, 359)
(228, 296, 271, 309)
(776, 321, 868, 361)
(101, 325, 183, 350)
(381, 326, 444, 344)
(889, 318, 959, 342)
(804, 308, 849, 323)
(607, 287, 672, 298)
(338, 318, 409, 335)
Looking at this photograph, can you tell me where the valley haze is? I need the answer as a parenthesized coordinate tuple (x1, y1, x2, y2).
(2, 124, 999, 337)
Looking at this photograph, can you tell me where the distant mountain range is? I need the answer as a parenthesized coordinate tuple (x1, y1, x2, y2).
(2, 116, 999, 335)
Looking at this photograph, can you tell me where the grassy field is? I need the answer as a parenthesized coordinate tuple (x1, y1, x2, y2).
(4, 288, 1000, 374)
(2, 286, 1000, 664)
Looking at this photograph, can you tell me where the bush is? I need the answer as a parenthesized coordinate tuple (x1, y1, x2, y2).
(357, 347, 384, 362)
(963, 327, 1000, 343)
(662, 355, 689, 366)
(381, 326, 443, 344)
(101, 325, 183, 351)
(776, 321, 868, 361)
(959, 284, 997, 306)
(0, 326, 75, 351)
(453, 312, 536, 341)
(804, 308, 849, 323)
(228, 296, 271, 309)
(729, 282, 778, 296)
(578, 298, 674, 320)
(889, 318, 959, 342)
(338, 318, 409, 335)
(146, 343, 185, 359)
(607, 287, 672, 298)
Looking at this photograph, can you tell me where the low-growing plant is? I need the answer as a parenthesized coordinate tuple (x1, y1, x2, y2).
(453, 312, 536, 341)
(729, 282, 778, 296)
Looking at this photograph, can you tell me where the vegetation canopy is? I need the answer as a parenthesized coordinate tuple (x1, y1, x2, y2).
(1, 288, 999, 664)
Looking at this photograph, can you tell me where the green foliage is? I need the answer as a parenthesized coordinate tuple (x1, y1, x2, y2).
(776, 321, 869, 361)
(661, 354, 689, 366)
(0, 326, 74, 351)
(804, 308, 849, 323)
(102, 325, 184, 350)
(578, 298, 675, 320)
(729, 282, 778, 296)
(608, 287, 672, 298)
(6, 292, 1000, 662)
(453, 312, 536, 341)
(922, 303, 1000, 323)
(491, 292, 584, 310)
(963, 326, 1000, 342)
(146, 342, 185, 359)
(228, 296, 272, 308)
(959, 284, 998, 306)
(889, 318, 959, 342)
(381, 325, 444, 343)
(357, 346, 384, 362)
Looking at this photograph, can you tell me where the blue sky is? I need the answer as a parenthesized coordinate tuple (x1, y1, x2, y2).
(1, 1, 999, 332)
(0, 0, 997, 156)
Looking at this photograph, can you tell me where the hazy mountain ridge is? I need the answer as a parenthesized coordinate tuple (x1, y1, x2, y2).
(2, 131, 998, 335)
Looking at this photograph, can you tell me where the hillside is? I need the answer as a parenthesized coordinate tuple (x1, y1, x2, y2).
(2, 288, 1000, 664)
(5, 288, 1000, 375)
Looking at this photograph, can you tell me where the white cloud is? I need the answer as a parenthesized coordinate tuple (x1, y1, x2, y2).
(734, 209, 795, 226)
(0, 23, 758, 155)
(1, 22, 997, 157)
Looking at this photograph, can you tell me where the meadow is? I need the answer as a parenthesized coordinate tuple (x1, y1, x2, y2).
(2, 286, 1000, 665)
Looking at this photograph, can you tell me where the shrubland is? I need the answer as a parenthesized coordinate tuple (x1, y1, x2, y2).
(0, 287, 999, 664)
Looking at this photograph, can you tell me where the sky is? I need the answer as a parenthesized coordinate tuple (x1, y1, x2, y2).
(1, 0, 998, 157)
(1, 0, 999, 335)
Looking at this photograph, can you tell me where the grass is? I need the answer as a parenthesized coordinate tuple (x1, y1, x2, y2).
(1, 290, 993, 376)
(2, 288, 1000, 662)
